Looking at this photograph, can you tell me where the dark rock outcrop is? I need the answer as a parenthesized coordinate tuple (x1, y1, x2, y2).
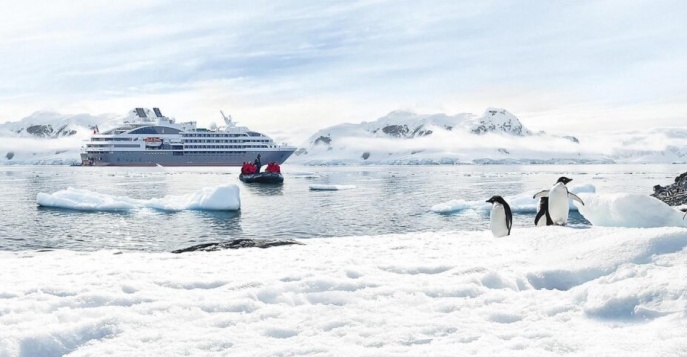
(314, 135, 332, 146)
(171, 239, 304, 253)
(562, 135, 580, 143)
(381, 124, 410, 137)
(651, 172, 687, 207)
(22, 124, 78, 138)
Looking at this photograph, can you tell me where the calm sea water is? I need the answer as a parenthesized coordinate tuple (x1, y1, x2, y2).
(0, 164, 683, 252)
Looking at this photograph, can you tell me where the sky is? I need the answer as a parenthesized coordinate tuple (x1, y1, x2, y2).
(3, 182, 687, 355)
(1, 0, 686, 144)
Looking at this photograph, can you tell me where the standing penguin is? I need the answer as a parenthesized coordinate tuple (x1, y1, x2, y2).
(486, 195, 512, 237)
(533, 177, 585, 226)
(534, 197, 553, 226)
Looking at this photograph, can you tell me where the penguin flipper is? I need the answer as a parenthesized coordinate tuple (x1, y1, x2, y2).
(533, 190, 549, 199)
(567, 192, 585, 206)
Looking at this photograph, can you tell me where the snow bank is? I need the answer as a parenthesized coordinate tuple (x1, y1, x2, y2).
(576, 192, 687, 228)
(36, 184, 241, 211)
(432, 184, 595, 214)
(0, 227, 685, 356)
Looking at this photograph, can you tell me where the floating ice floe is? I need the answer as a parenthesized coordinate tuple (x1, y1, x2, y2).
(431, 184, 595, 214)
(309, 184, 357, 191)
(576, 192, 687, 228)
(36, 184, 241, 212)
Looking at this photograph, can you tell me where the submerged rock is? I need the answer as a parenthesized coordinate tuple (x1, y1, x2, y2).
(172, 239, 304, 253)
(651, 172, 687, 208)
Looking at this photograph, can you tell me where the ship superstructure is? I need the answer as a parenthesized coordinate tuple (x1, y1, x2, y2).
(81, 108, 296, 166)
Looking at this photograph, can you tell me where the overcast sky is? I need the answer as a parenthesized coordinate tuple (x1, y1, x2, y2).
(1, 0, 685, 143)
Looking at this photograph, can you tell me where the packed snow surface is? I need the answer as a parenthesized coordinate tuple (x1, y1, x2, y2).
(5, 179, 687, 355)
(1, 226, 686, 356)
(36, 184, 241, 211)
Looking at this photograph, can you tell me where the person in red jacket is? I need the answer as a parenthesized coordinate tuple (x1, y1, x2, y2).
(265, 162, 281, 173)
(242, 162, 257, 175)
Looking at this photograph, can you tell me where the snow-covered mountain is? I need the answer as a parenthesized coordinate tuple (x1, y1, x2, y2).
(292, 108, 687, 165)
(1, 107, 687, 165)
(307, 108, 529, 147)
(0, 111, 116, 165)
(467, 108, 531, 136)
(0, 111, 111, 138)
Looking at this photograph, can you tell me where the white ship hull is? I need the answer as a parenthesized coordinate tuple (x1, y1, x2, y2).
(80, 107, 297, 167)
(80, 149, 295, 167)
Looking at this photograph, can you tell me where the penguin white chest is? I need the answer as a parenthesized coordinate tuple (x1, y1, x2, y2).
(490, 203, 510, 237)
(547, 183, 570, 225)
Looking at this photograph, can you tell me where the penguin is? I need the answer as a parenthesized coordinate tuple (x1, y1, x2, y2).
(534, 197, 553, 226)
(532, 176, 585, 226)
(486, 195, 512, 237)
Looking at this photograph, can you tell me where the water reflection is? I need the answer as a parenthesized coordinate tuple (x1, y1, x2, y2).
(197, 210, 242, 234)
(241, 184, 284, 196)
(2, 164, 685, 252)
(37, 205, 135, 215)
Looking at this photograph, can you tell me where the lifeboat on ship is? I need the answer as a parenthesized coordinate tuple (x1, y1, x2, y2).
(144, 137, 162, 148)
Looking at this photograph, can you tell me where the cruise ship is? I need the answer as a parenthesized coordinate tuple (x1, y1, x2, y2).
(80, 108, 297, 166)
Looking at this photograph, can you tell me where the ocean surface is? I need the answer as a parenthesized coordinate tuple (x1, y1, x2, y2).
(1, 164, 684, 252)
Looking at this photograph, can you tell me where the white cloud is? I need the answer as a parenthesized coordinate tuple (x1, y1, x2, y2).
(1, 0, 686, 142)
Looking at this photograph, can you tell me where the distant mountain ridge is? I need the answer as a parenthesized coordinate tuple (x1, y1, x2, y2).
(308, 108, 529, 149)
(0, 111, 113, 139)
(1, 107, 687, 165)
(292, 108, 687, 165)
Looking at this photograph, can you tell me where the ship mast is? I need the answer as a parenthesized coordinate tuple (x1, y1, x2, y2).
(220, 110, 235, 128)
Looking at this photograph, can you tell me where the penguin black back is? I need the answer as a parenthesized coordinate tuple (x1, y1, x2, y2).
(534, 197, 553, 226)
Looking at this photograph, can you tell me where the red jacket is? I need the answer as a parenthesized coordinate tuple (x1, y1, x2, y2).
(266, 162, 281, 173)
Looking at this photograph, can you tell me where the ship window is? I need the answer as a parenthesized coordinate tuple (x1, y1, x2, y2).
(129, 126, 181, 135)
